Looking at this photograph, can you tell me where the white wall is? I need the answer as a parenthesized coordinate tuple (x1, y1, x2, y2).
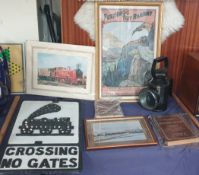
(0, 0, 39, 43)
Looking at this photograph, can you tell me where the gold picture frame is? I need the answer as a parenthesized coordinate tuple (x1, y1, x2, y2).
(96, 1, 163, 101)
(84, 116, 157, 150)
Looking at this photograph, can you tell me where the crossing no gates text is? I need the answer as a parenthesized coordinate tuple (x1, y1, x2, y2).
(0, 145, 79, 170)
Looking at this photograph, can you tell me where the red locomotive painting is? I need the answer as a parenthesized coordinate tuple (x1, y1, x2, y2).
(38, 64, 86, 87)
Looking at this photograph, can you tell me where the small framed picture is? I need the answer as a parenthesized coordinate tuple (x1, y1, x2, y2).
(96, 1, 163, 100)
(84, 116, 157, 150)
(26, 41, 95, 100)
(0, 43, 24, 93)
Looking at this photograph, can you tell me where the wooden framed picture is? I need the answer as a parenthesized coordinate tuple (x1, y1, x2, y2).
(96, 1, 163, 100)
(0, 43, 24, 93)
(150, 114, 199, 146)
(84, 116, 157, 150)
(26, 41, 95, 100)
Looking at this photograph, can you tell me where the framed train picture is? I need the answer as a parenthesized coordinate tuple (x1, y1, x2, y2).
(0, 96, 81, 173)
(26, 41, 95, 100)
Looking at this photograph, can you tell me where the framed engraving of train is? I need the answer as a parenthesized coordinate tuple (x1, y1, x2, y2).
(96, 1, 163, 101)
(26, 41, 95, 100)
(0, 96, 81, 173)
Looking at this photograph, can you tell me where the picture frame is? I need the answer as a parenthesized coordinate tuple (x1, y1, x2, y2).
(0, 43, 24, 93)
(96, 1, 163, 100)
(84, 116, 157, 150)
(26, 41, 95, 100)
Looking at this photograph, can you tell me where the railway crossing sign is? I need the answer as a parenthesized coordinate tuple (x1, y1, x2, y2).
(0, 96, 81, 173)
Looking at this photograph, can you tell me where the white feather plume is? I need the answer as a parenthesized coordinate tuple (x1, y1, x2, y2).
(74, 0, 184, 43)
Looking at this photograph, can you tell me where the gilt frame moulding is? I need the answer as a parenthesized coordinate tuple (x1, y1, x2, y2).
(84, 116, 157, 150)
(26, 41, 95, 100)
(96, 1, 163, 101)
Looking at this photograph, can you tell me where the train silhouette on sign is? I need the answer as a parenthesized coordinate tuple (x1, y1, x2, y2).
(18, 103, 74, 136)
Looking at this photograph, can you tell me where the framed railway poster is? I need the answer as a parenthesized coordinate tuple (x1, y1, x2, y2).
(96, 1, 163, 101)
(0, 96, 81, 173)
(26, 41, 95, 100)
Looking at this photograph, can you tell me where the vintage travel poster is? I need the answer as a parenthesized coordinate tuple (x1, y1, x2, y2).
(97, 3, 162, 100)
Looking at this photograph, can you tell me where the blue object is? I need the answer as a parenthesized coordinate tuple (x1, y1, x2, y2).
(0, 95, 199, 175)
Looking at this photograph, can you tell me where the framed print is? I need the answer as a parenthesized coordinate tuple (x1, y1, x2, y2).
(96, 2, 163, 100)
(85, 116, 157, 150)
(26, 41, 95, 100)
(0, 44, 24, 93)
